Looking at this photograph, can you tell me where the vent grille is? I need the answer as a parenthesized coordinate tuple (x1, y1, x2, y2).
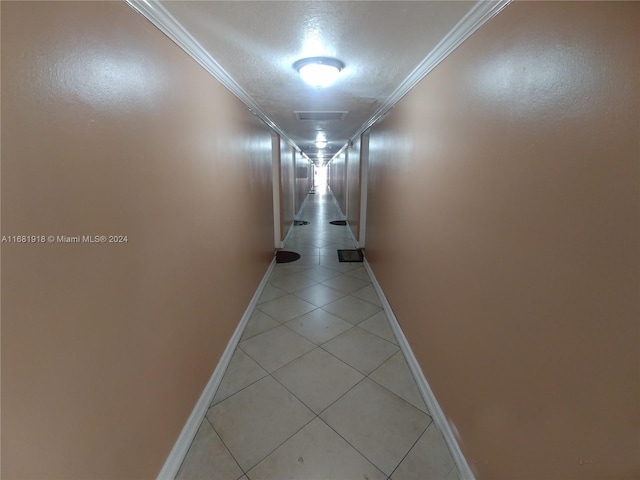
(295, 111, 348, 121)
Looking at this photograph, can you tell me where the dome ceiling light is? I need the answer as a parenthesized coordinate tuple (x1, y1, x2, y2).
(293, 57, 345, 88)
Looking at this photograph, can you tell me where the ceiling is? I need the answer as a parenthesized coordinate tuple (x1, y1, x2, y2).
(159, 1, 476, 164)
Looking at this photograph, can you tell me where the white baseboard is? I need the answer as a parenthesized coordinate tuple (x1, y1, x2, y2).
(324, 191, 359, 247)
(347, 223, 360, 249)
(329, 192, 347, 221)
(363, 259, 476, 480)
(282, 220, 295, 247)
(156, 258, 277, 480)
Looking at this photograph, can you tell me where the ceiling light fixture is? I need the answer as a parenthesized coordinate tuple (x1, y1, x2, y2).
(293, 57, 345, 88)
(315, 140, 327, 149)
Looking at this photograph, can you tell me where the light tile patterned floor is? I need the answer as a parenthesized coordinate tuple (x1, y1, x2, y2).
(175, 186, 460, 480)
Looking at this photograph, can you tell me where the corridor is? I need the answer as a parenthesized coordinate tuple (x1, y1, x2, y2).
(175, 184, 458, 480)
(4, 2, 637, 479)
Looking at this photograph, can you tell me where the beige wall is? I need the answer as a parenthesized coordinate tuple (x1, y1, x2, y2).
(1, 2, 275, 478)
(366, 2, 639, 479)
(271, 134, 282, 247)
(347, 138, 362, 242)
(294, 152, 310, 217)
(328, 150, 347, 216)
(279, 139, 295, 241)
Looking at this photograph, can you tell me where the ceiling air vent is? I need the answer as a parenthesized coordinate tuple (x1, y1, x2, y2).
(294, 111, 348, 121)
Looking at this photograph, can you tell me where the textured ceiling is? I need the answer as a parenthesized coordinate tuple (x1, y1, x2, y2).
(160, 1, 476, 163)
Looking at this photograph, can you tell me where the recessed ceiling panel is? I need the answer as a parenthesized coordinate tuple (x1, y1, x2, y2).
(294, 111, 349, 121)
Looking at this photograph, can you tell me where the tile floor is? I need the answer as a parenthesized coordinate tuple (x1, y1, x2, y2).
(175, 185, 460, 480)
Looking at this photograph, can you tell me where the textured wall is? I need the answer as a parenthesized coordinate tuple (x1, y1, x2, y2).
(366, 2, 639, 478)
(1, 2, 274, 478)
(328, 150, 347, 216)
(347, 138, 362, 242)
(294, 152, 311, 216)
(279, 140, 295, 240)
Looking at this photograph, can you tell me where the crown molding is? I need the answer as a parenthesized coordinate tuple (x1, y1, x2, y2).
(124, 0, 300, 151)
(352, 0, 512, 141)
(125, 0, 510, 165)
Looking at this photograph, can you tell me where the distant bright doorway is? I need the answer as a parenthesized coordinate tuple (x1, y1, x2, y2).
(314, 165, 327, 189)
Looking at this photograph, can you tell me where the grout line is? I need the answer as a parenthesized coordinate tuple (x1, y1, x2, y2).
(204, 417, 246, 479)
(268, 359, 326, 414)
(155, 258, 277, 480)
(364, 259, 476, 479)
(242, 411, 317, 476)
(366, 367, 431, 417)
(313, 383, 397, 479)
(312, 373, 367, 417)
(386, 420, 434, 480)
(208, 353, 269, 408)
(174, 188, 446, 479)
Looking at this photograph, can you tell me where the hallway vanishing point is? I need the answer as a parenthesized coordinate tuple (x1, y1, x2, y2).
(175, 183, 459, 480)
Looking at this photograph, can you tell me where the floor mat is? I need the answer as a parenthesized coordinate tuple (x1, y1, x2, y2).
(337, 249, 364, 262)
(276, 250, 301, 263)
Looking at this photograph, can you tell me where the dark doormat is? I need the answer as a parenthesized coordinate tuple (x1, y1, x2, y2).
(330, 220, 347, 226)
(294, 220, 310, 226)
(276, 250, 301, 263)
(337, 249, 364, 262)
